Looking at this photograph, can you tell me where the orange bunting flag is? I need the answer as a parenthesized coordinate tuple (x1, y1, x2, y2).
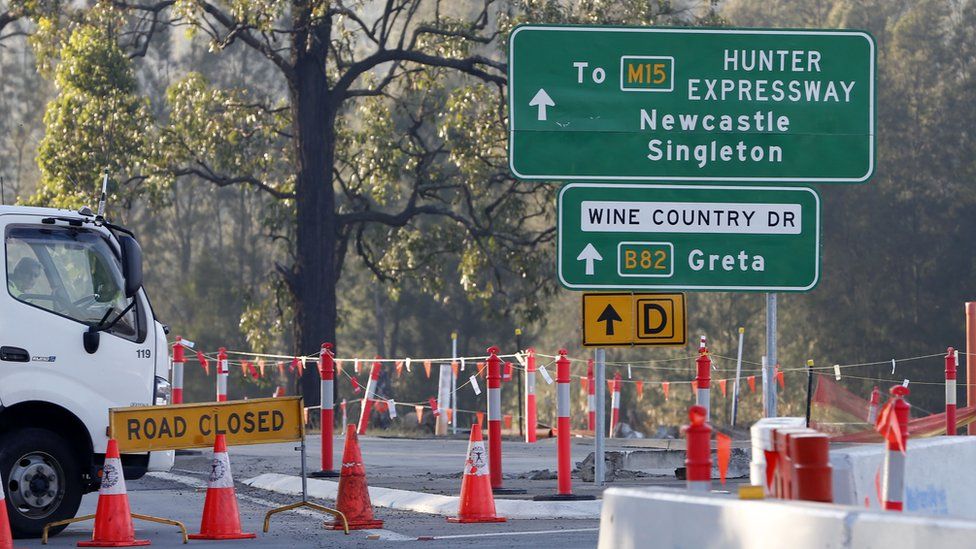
(719, 379, 727, 397)
(503, 362, 514, 382)
(248, 362, 259, 379)
(716, 432, 732, 486)
(197, 351, 210, 375)
(748, 375, 756, 393)
(277, 361, 286, 377)
(429, 397, 440, 416)
(424, 360, 432, 379)
(478, 362, 486, 379)
(290, 357, 300, 373)
(303, 407, 309, 424)
(581, 376, 589, 392)
(504, 414, 513, 429)
(662, 382, 670, 400)
(395, 360, 404, 377)
(258, 359, 266, 377)
(240, 361, 248, 376)
(375, 401, 387, 414)
(415, 405, 424, 423)
(446, 408, 453, 424)
(451, 361, 459, 379)
(776, 369, 785, 389)
(691, 379, 698, 391)
(636, 381, 644, 400)
(335, 360, 343, 376)
(351, 377, 361, 393)
(607, 379, 614, 393)
(476, 411, 485, 429)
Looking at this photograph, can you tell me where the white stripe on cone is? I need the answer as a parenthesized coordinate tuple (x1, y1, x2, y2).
(99, 458, 127, 496)
(465, 440, 489, 477)
(208, 452, 234, 489)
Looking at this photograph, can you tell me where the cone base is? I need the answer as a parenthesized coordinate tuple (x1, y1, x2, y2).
(447, 516, 506, 523)
(532, 493, 596, 501)
(187, 532, 256, 540)
(491, 487, 526, 495)
(326, 519, 383, 530)
(309, 470, 341, 478)
(78, 539, 151, 547)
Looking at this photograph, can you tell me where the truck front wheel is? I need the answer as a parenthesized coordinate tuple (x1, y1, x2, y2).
(0, 428, 83, 538)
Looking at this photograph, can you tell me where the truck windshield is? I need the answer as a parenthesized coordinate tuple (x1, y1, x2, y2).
(5, 225, 137, 337)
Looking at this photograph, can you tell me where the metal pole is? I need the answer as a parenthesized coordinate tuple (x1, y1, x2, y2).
(594, 348, 606, 486)
(300, 437, 308, 502)
(765, 293, 778, 417)
(805, 360, 814, 427)
(451, 332, 458, 435)
(731, 327, 744, 427)
(515, 328, 524, 438)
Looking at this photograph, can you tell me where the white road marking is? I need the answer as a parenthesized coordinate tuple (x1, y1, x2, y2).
(419, 527, 599, 540)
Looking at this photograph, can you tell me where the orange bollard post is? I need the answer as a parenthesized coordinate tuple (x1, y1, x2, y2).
(216, 347, 228, 402)
(587, 359, 595, 432)
(880, 386, 910, 511)
(525, 348, 537, 443)
(486, 346, 525, 495)
(696, 336, 711, 421)
(312, 343, 340, 478)
(685, 405, 712, 492)
(534, 350, 595, 501)
(609, 372, 621, 438)
(171, 337, 185, 404)
(867, 386, 881, 424)
(947, 347, 957, 435)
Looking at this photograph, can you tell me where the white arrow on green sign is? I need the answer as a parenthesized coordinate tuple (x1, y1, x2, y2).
(558, 183, 821, 291)
(509, 25, 876, 183)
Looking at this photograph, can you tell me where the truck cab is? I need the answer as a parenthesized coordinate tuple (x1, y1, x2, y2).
(0, 205, 173, 537)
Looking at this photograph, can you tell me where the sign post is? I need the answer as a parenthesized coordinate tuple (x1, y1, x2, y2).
(559, 184, 820, 292)
(509, 26, 875, 182)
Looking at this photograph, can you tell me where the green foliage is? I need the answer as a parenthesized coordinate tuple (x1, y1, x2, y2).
(33, 25, 152, 208)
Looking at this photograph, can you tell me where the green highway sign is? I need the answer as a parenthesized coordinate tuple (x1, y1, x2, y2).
(509, 26, 875, 183)
(558, 184, 820, 291)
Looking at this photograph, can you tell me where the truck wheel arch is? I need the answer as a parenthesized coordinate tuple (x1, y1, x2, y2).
(0, 402, 94, 489)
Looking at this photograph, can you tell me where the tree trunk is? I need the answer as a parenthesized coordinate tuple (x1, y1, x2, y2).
(290, 18, 336, 407)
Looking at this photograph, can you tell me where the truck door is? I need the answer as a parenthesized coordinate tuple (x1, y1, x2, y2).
(0, 217, 156, 454)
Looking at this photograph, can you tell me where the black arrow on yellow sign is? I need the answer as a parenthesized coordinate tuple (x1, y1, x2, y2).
(597, 304, 623, 335)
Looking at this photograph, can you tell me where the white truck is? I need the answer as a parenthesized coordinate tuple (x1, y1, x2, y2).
(0, 204, 174, 537)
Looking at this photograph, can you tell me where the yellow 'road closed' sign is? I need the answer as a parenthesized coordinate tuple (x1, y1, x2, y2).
(109, 397, 304, 453)
(582, 292, 686, 347)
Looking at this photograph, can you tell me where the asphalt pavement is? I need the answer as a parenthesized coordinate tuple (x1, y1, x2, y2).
(19, 434, 731, 548)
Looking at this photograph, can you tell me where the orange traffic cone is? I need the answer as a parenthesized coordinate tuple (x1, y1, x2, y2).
(188, 434, 256, 540)
(78, 439, 150, 547)
(0, 472, 13, 549)
(326, 427, 383, 530)
(448, 424, 505, 523)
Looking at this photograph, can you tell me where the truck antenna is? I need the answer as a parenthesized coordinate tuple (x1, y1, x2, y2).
(96, 170, 109, 218)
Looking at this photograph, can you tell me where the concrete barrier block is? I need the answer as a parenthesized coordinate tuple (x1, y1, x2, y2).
(598, 488, 849, 549)
(599, 487, 976, 548)
(831, 436, 976, 517)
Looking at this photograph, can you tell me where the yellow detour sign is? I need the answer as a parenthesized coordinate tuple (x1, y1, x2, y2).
(109, 397, 304, 453)
(582, 292, 686, 347)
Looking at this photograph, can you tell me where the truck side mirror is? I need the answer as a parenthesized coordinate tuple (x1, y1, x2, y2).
(119, 235, 143, 298)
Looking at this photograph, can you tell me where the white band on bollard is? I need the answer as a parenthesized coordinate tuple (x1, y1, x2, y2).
(321, 379, 334, 409)
(527, 372, 535, 394)
(697, 389, 710, 417)
(883, 450, 906, 504)
(587, 394, 595, 412)
(172, 361, 184, 387)
(557, 383, 570, 417)
(488, 388, 501, 421)
(947, 379, 957, 406)
(687, 480, 710, 493)
(217, 372, 227, 396)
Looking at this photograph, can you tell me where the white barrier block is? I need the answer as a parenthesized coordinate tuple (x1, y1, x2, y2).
(598, 488, 848, 549)
(599, 487, 976, 549)
(831, 436, 976, 517)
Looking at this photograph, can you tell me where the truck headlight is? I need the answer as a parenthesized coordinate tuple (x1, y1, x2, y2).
(155, 376, 171, 405)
